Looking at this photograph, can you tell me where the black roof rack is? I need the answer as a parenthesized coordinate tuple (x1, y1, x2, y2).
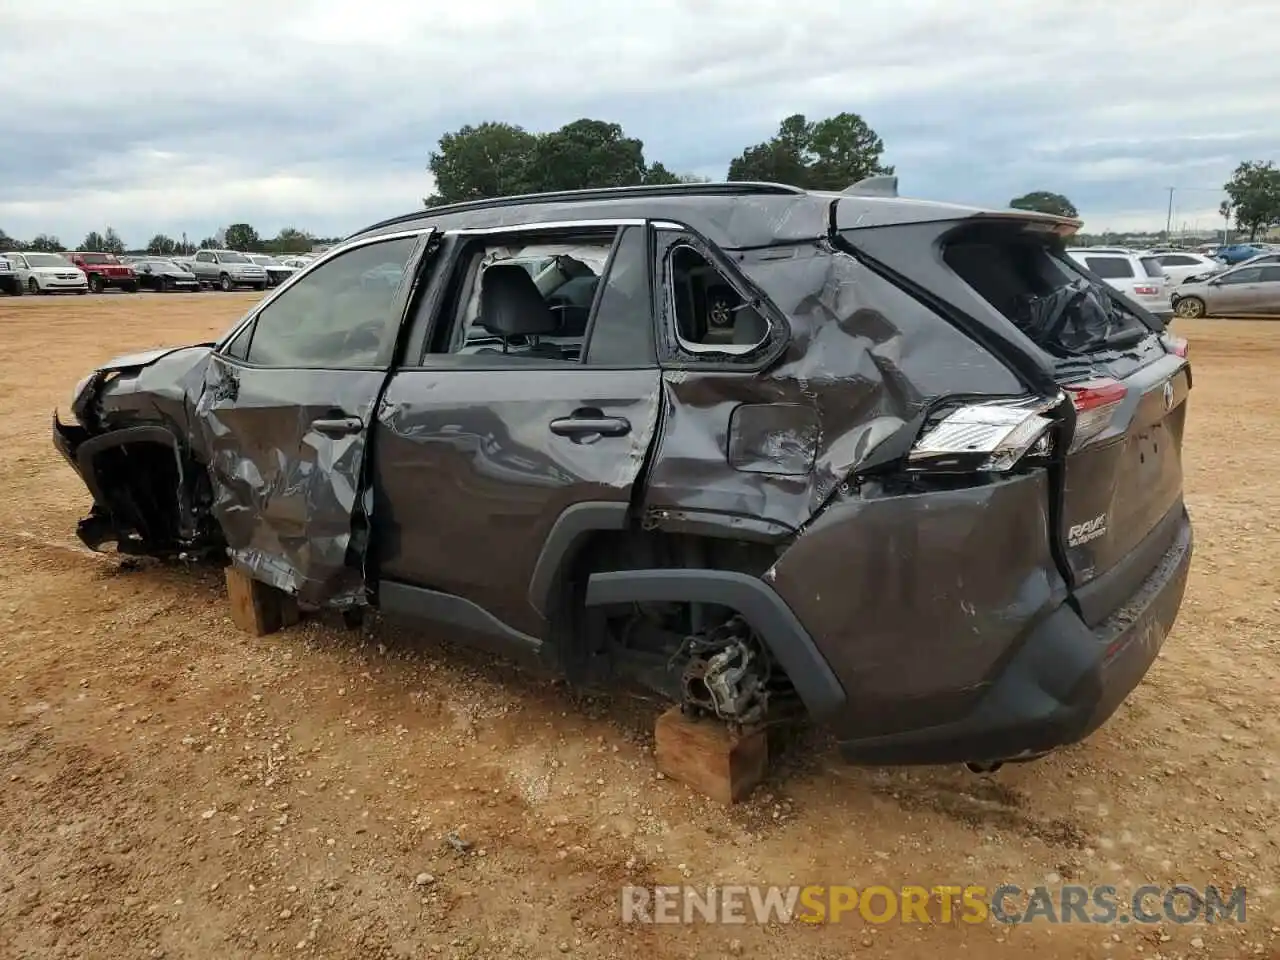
(354, 181, 808, 236)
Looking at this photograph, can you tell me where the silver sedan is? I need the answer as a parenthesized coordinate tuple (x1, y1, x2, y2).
(1172, 262, 1280, 318)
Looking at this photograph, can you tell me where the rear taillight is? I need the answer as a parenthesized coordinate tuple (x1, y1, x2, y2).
(908, 398, 1056, 474)
(1064, 378, 1126, 451)
(1133, 285, 1160, 296)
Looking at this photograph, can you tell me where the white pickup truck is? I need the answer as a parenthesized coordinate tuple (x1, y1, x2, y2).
(190, 249, 268, 291)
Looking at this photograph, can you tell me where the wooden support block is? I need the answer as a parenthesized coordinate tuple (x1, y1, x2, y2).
(654, 706, 768, 805)
(225, 566, 299, 636)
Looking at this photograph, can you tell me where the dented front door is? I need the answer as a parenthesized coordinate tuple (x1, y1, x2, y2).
(195, 230, 432, 606)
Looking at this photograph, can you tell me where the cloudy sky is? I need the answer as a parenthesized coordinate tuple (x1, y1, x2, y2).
(2, 0, 1276, 247)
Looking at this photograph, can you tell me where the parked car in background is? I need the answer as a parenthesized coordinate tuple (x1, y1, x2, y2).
(1144, 250, 1225, 286)
(132, 258, 202, 293)
(68, 252, 137, 293)
(1213, 243, 1268, 265)
(1232, 251, 1280, 271)
(0, 252, 20, 295)
(1065, 248, 1172, 319)
(7, 252, 88, 294)
(50, 181, 1192, 769)
(278, 256, 313, 270)
(189, 250, 267, 291)
(1172, 262, 1280, 317)
(246, 254, 299, 287)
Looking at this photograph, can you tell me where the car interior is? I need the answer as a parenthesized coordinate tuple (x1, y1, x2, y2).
(667, 244, 770, 350)
(453, 240, 613, 361)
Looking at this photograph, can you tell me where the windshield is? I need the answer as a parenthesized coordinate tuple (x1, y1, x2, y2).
(219, 252, 250, 264)
(26, 253, 71, 267)
(251, 255, 281, 265)
(78, 253, 116, 265)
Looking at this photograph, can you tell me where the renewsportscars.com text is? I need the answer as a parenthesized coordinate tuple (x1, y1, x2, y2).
(620, 884, 1246, 926)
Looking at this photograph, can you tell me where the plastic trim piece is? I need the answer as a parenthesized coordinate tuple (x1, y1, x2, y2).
(527, 501, 630, 617)
(583, 568, 846, 720)
(379, 580, 543, 661)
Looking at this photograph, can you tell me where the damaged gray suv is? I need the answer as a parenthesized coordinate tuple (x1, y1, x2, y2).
(53, 180, 1192, 767)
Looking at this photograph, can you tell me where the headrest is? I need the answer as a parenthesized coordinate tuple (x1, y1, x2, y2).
(479, 263, 560, 337)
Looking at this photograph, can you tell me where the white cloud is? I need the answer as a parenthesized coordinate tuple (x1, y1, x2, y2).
(1, 0, 1278, 244)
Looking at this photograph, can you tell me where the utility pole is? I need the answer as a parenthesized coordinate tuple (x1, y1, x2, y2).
(1164, 187, 1175, 239)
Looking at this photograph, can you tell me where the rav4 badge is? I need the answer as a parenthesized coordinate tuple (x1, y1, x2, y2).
(1068, 513, 1108, 547)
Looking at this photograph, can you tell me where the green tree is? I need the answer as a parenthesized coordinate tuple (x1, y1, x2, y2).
(0, 228, 22, 251)
(147, 234, 178, 256)
(223, 223, 261, 251)
(525, 118, 647, 193)
(198, 236, 218, 250)
(78, 231, 106, 252)
(1009, 191, 1079, 218)
(102, 227, 125, 255)
(426, 118, 680, 204)
(1223, 161, 1280, 240)
(29, 234, 62, 252)
(272, 227, 313, 254)
(726, 112, 892, 190)
(427, 122, 539, 205)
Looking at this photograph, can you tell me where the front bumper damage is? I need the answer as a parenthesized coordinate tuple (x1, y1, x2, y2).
(52, 344, 219, 557)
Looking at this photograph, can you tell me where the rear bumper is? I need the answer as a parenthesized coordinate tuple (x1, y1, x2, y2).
(835, 509, 1192, 764)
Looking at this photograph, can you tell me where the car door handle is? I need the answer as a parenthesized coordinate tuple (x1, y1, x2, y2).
(310, 416, 364, 437)
(549, 413, 631, 438)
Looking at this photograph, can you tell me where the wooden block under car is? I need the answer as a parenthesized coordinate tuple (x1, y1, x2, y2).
(654, 706, 769, 804)
(224, 566, 300, 636)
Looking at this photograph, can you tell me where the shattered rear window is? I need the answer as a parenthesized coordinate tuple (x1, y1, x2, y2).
(944, 230, 1150, 357)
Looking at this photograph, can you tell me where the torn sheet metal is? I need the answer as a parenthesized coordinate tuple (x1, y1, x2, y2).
(640, 243, 1025, 534)
(194, 355, 385, 608)
(75, 345, 214, 442)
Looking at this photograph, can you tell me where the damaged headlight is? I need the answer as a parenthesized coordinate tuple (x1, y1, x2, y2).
(69, 373, 96, 425)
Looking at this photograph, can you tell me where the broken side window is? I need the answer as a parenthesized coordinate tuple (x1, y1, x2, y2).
(943, 226, 1150, 357)
(654, 229, 773, 358)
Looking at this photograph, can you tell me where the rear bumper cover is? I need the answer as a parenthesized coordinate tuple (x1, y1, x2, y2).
(836, 509, 1192, 764)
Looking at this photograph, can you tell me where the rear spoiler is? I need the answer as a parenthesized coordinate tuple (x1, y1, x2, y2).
(843, 175, 899, 197)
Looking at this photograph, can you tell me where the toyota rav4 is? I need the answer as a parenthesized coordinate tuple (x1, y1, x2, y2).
(51, 181, 1192, 767)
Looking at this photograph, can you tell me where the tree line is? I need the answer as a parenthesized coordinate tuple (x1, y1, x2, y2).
(424, 113, 895, 204)
(0, 224, 332, 256)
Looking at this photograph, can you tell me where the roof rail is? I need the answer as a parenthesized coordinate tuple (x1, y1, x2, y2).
(354, 181, 808, 236)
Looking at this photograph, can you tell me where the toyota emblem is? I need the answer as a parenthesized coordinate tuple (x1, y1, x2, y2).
(1162, 381, 1174, 412)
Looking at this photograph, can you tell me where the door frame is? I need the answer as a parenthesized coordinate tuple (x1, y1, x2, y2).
(198, 227, 440, 605)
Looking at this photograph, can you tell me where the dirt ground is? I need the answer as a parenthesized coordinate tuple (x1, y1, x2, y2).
(0, 291, 1276, 960)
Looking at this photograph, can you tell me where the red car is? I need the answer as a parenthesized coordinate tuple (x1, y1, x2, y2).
(68, 252, 137, 293)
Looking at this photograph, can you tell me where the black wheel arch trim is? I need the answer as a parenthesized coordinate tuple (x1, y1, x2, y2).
(583, 567, 847, 720)
(74, 424, 198, 541)
(75, 425, 184, 506)
(527, 501, 630, 618)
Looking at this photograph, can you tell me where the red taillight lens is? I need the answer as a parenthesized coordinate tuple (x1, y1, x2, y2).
(1133, 285, 1159, 296)
(1064, 378, 1126, 451)
(1164, 335, 1189, 358)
